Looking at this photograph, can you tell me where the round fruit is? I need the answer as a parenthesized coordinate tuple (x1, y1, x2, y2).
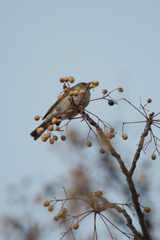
(58, 95, 62, 101)
(151, 154, 156, 160)
(48, 125, 53, 131)
(144, 206, 151, 213)
(95, 190, 103, 197)
(72, 223, 79, 230)
(37, 127, 44, 134)
(86, 141, 92, 147)
(48, 206, 54, 211)
(43, 201, 50, 207)
(147, 98, 152, 103)
(34, 115, 40, 121)
(122, 133, 128, 140)
(100, 148, 105, 154)
(108, 100, 114, 106)
(69, 76, 75, 83)
(118, 87, 123, 92)
(102, 89, 108, 94)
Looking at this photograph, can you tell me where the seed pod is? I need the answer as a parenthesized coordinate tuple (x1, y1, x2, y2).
(53, 136, 58, 141)
(41, 136, 47, 142)
(80, 89, 85, 94)
(147, 98, 152, 103)
(94, 203, 100, 210)
(59, 78, 64, 83)
(102, 89, 107, 94)
(144, 206, 151, 213)
(86, 141, 92, 147)
(100, 148, 105, 154)
(49, 139, 54, 144)
(110, 127, 114, 133)
(69, 76, 75, 83)
(53, 215, 59, 221)
(46, 133, 51, 138)
(48, 125, 53, 131)
(122, 133, 128, 140)
(61, 135, 66, 141)
(43, 201, 50, 207)
(106, 133, 112, 139)
(48, 206, 54, 211)
(111, 133, 115, 138)
(69, 91, 74, 96)
(52, 118, 57, 124)
(34, 115, 40, 121)
(62, 208, 67, 214)
(55, 126, 60, 131)
(93, 80, 99, 86)
(37, 127, 44, 134)
(64, 77, 69, 82)
(73, 90, 78, 96)
(95, 190, 103, 197)
(64, 88, 68, 93)
(151, 153, 156, 160)
(87, 193, 93, 199)
(118, 87, 123, 92)
(72, 223, 79, 230)
(41, 134, 49, 141)
(57, 212, 63, 218)
(58, 95, 62, 101)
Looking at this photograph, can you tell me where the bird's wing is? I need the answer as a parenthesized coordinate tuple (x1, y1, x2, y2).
(42, 91, 69, 120)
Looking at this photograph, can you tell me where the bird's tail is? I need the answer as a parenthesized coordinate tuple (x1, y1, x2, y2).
(30, 120, 49, 140)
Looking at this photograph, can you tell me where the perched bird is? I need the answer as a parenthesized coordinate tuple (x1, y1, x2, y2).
(30, 82, 91, 140)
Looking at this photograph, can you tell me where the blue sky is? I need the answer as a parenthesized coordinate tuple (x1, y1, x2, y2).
(0, 1, 160, 239)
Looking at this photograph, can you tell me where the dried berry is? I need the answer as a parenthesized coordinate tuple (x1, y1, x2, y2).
(102, 89, 108, 94)
(49, 139, 54, 144)
(144, 206, 151, 213)
(34, 115, 40, 121)
(57, 95, 62, 101)
(147, 98, 152, 103)
(86, 141, 92, 147)
(48, 206, 54, 211)
(52, 118, 57, 124)
(43, 201, 50, 207)
(53, 215, 59, 221)
(69, 76, 75, 83)
(73, 90, 78, 96)
(37, 127, 44, 134)
(59, 78, 64, 83)
(118, 87, 123, 92)
(48, 125, 53, 131)
(61, 135, 66, 141)
(80, 89, 85, 94)
(95, 190, 103, 197)
(64, 77, 69, 82)
(151, 154, 156, 160)
(100, 148, 105, 154)
(72, 223, 79, 230)
(122, 133, 128, 140)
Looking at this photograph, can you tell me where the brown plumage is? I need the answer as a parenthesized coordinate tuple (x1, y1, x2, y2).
(30, 82, 91, 140)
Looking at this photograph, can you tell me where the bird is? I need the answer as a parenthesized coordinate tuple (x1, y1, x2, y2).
(30, 82, 91, 140)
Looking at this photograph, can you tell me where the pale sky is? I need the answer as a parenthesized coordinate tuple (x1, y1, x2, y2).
(0, 1, 160, 239)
